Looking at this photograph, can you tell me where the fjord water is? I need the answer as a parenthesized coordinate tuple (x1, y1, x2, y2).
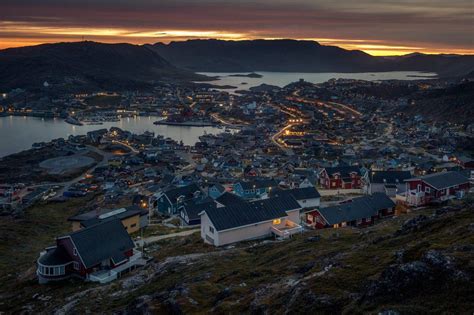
(200, 71, 437, 92)
(0, 116, 224, 157)
(0, 71, 436, 157)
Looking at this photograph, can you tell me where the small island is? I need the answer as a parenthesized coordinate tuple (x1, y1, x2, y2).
(228, 72, 263, 78)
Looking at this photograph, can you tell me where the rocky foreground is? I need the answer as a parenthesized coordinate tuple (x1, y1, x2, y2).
(1, 201, 474, 314)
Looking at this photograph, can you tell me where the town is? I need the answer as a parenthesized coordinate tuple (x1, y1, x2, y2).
(1, 76, 473, 283)
(0, 76, 473, 313)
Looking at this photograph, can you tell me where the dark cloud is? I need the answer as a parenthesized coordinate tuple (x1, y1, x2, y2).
(0, 0, 472, 54)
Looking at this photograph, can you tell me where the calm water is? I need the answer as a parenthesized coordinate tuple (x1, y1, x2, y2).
(0, 116, 225, 157)
(199, 71, 437, 93)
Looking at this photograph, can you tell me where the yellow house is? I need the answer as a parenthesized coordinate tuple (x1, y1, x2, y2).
(68, 206, 148, 234)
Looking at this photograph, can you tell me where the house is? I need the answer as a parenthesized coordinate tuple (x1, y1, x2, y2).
(270, 187, 321, 209)
(37, 218, 144, 284)
(233, 179, 278, 199)
(455, 156, 474, 169)
(319, 166, 362, 189)
(363, 170, 412, 197)
(154, 183, 203, 215)
(179, 197, 217, 226)
(208, 183, 226, 199)
(200, 196, 303, 246)
(215, 192, 246, 207)
(68, 206, 149, 234)
(305, 193, 395, 229)
(400, 171, 470, 206)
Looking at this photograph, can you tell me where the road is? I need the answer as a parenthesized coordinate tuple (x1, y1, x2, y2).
(136, 229, 200, 247)
(111, 140, 139, 154)
(271, 123, 297, 149)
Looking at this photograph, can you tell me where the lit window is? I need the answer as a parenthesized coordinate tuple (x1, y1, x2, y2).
(273, 218, 281, 225)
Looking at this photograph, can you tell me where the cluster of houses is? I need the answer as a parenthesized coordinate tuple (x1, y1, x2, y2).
(30, 83, 474, 285)
(37, 167, 472, 284)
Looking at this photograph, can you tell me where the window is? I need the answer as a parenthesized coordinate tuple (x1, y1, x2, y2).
(425, 187, 431, 193)
(73, 261, 80, 270)
(131, 223, 137, 228)
(209, 226, 215, 234)
(273, 218, 281, 225)
(73, 248, 77, 256)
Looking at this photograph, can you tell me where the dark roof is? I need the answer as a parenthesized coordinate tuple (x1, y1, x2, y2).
(204, 195, 300, 231)
(322, 166, 361, 177)
(181, 197, 217, 221)
(238, 179, 278, 190)
(370, 171, 412, 184)
(252, 195, 302, 212)
(38, 246, 71, 266)
(270, 187, 321, 200)
(68, 205, 147, 227)
(215, 192, 246, 207)
(164, 183, 202, 203)
(66, 218, 135, 269)
(318, 193, 395, 225)
(407, 171, 469, 190)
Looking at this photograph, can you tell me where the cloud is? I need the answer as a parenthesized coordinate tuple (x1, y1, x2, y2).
(0, 0, 472, 54)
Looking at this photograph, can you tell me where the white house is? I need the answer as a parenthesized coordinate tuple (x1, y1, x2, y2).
(363, 170, 412, 197)
(199, 196, 303, 247)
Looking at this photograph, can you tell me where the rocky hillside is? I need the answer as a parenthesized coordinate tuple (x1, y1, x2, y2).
(0, 41, 207, 92)
(0, 197, 473, 314)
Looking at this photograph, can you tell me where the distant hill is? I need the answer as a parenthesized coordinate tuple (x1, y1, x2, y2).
(0, 41, 206, 92)
(150, 39, 474, 77)
(149, 39, 382, 73)
(406, 81, 474, 124)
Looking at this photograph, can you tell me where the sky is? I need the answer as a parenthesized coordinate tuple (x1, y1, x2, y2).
(0, 0, 473, 55)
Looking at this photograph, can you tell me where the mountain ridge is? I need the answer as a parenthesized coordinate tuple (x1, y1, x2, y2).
(149, 39, 474, 77)
(0, 41, 207, 92)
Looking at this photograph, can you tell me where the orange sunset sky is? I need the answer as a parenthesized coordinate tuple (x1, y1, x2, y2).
(1, 0, 473, 56)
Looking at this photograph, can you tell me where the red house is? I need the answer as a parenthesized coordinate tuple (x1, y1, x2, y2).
(402, 171, 470, 206)
(37, 218, 143, 284)
(319, 166, 362, 189)
(305, 193, 395, 229)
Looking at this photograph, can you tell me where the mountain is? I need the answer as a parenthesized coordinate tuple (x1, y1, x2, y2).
(388, 53, 474, 77)
(150, 39, 474, 77)
(149, 39, 382, 73)
(0, 41, 207, 92)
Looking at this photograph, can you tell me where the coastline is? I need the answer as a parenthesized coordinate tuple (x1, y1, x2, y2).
(153, 120, 217, 127)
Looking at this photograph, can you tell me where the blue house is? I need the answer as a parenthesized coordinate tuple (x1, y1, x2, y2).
(208, 184, 226, 199)
(179, 197, 217, 226)
(155, 183, 203, 215)
(233, 179, 278, 199)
